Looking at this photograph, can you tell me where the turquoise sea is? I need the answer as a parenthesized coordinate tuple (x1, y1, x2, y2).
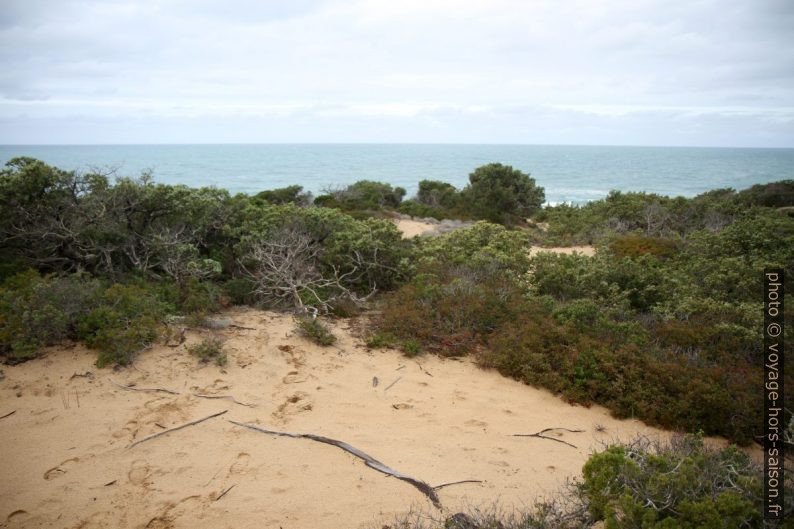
(1, 144, 792, 205)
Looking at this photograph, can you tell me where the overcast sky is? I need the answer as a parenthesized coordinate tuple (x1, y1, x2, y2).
(0, 0, 792, 146)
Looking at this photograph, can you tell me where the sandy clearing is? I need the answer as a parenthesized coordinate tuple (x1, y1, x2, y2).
(392, 219, 437, 238)
(0, 308, 732, 529)
(528, 245, 595, 257)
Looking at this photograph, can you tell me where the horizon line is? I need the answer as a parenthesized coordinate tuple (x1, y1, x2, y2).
(1, 142, 793, 149)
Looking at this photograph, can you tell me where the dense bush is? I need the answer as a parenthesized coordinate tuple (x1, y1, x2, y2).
(315, 180, 406, 213)
(460, 163, 545, 226)
(0, 270, 167, 366)
(314, 166, 547, 228)
(76, 283, 167, 367)
(0, 271, 100, 362)
(582, 435, 768, 528)
(374, 206, 793, 444)
(253, 184, 312, 206)
(384, 435, 789, 529)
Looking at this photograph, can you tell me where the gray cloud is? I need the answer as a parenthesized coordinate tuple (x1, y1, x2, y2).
(0, 0, 792, 145)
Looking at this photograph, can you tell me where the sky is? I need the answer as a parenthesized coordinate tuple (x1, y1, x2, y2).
(0, 0, 792, 146)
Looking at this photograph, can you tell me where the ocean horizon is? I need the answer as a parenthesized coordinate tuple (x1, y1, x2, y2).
(2, 143, 792, 205)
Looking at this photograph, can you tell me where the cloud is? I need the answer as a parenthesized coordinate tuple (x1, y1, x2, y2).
(0, 0, 792, 145)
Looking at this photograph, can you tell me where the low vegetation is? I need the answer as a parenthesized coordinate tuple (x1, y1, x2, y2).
(383, 434, 792, 529)
(187, 336, 227, 366)
(294, 316, 337, 346)
(1, 157, 792, 525)
(373, 186, 793, 445)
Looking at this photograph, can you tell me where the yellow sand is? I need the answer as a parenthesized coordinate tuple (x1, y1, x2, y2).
(392, 219, 437, 238)
(0, 308, 730, 529)
(528, 245, 595, 257)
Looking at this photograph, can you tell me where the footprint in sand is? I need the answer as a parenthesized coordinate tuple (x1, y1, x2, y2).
(6, 510, 29, 523)
(43, 457, 79, 480)
(464, 419, 488, 429)
(272, 392, 313, 423)
(112, 419, 139, 440)
(282, 371, 307, 384)
(128, 460, 151, 486)
(229, 452, 251, 475)
(279, 345, 306, 369)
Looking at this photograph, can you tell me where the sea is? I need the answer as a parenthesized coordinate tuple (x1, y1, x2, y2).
(1, 144, 792, 205)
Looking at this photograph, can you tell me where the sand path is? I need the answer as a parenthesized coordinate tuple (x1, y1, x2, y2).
(0, 308, 722, 529)
(392, 219, 437, 238)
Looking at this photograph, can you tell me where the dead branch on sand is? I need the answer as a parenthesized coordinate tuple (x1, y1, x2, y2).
(127, 410, 228, 449)
(384, 376, 402, 392)
(192, 394, 256, 407)
(214, 484, 236, 501)
(432, 479, 483, 491)
(110, 379, 253, 407)
(229, 420, 443, 507)
(0, 410, 16, 420)
(513, 427, 584, 449)
(109, 379, 180, 395)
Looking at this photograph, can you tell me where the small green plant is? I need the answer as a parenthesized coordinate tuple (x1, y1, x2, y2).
(295, 316, 337, 346)
(365, 331, 398, 349)
(187, 336, 227, 366)
(401, 339, 421, 356)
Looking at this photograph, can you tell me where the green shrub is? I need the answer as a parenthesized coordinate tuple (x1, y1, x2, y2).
(222, 277, 257, 305)
(295, 316, 337, 346)
(77, 283, 166, 367)
(460, 163, 545, 226)
(253, 184, 312, 206)
(187, 336, 227, 366)
(582, 435, 765, 528)
(317, 180, 406, 212)
(365, 331, 399, 349)
(0, 271, 100, 362)
(179, 279, 225, 315)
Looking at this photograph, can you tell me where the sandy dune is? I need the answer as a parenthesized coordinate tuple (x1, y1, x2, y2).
(0, 308, 722, 529)
(528, 245, 595, 257)
(392, 218, 438, 238)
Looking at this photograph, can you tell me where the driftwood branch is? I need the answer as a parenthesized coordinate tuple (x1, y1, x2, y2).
(513, 427, 584, 449)
(229, 420, 442, 507)
(110, 379, 253, 407)
(192, 394, 256, 408)
(109, 379, 180, 395)
(128, 410, 228, 449)
(433, 479, 483, 491)
(215, 484, 235, 501)
(415, 361, 433, 377)
(384, 377, 402, 392)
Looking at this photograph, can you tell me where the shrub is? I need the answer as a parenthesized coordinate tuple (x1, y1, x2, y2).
(376, 268, 528, 357)
(222, 277, 257, 305)
(582, 435, 765, 528)
(365, 331, 399, 349)
(609, 235, 679, 260)
(0, 271, 100, 362)
(253, 185, 312, 206)
(77, 283, 166, 367)
(381, 434, 789, 529)
(187, 336, 227, 366)
(417, 221, 532, 274)
(460, 163, 545, 226)
(318, 180, 406, 212)
(295, 317, 337, 346)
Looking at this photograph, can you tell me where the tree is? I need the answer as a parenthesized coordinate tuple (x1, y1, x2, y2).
(461, 163, 544, 226)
